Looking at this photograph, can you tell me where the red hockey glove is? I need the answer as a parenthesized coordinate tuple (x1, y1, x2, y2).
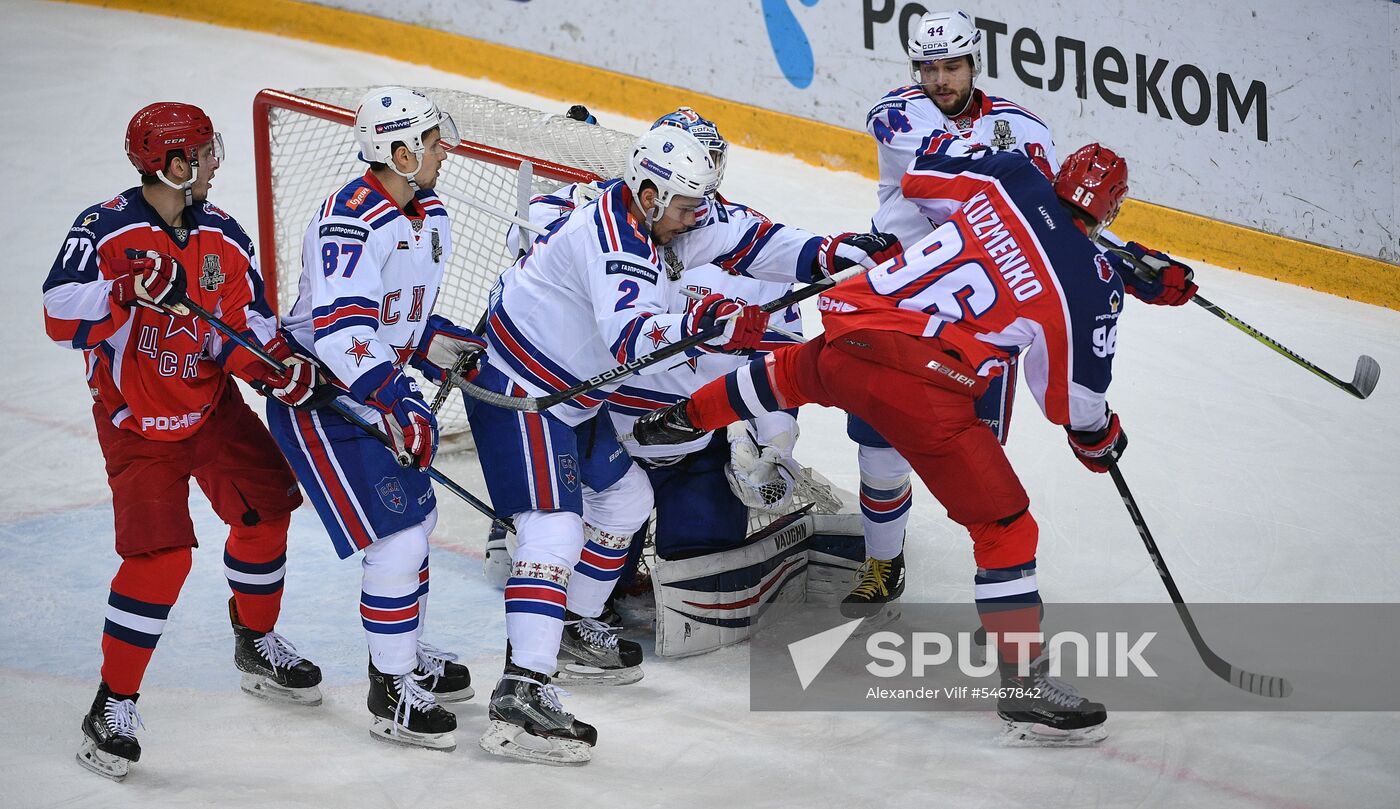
(246, 335, 333, 410)
(108, 250, 187, 310)
(1066, 411, 1127, 473)
(814, 232, 902, 280)
(1116, 242, 1198, 307)
(685, 293, 767, 351)
(1026, 143, 1055, 181)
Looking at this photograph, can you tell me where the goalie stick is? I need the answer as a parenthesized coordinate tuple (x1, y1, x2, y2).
(1110, 465, 1291, 698)
(451, 262, 870, 413)
(1098, 240, 1380, 400)
(151, 272, 514, 533)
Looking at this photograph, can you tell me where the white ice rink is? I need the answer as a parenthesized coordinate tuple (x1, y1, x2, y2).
(3, 1, 1399, 806)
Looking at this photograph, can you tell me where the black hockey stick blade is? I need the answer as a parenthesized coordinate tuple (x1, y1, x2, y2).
(1109, 467, 1292, 699)
(1348, 354, 1381, 399)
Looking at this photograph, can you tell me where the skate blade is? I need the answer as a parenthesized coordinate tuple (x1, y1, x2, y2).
(999, 719, 1108, 748)
(240, 672, 323, 706)
(77, 739, 131, 781)
(369, 717, 457, 751)
(432, 684, 476, 703)
(552, 663, 644, 686)
(845, 602, 903, 637)
(479, 720, 592, 766)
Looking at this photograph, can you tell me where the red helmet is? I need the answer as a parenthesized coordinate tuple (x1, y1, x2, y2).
(1054, 144, 1129, 232)
(124, 102, 216, 175)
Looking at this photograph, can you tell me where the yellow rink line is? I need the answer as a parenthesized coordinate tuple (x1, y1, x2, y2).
(66, 0, 1398, 309)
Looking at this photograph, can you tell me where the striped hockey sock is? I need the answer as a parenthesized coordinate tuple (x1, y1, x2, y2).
(101, 548, 193, 695)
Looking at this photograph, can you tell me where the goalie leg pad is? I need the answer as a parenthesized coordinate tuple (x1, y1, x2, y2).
(653, 513, 813, 657)
(805, 513, 866, 604)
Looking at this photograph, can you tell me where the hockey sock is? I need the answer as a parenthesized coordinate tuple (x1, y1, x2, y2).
(223, 513, 290, 633)
(360, 521, 430, 675)
(689, 354, 801, 431)
(857, 445, 914, 560)
(973, 560, 1042, 674)
(415, 554, 430, 633)
(567, 524, 633, 618)
(101, 547, 193, 695)
(506, 510, 582, 675)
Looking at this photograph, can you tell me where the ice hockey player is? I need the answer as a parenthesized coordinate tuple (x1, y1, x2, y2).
(43, 102, 323, 780)
(264, 87, 477, 751)
(635, 141, 1136, 746)
(845, 8, 1199, 621)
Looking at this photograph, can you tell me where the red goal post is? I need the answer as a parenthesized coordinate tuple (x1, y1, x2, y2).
(251, 87, 636, 436)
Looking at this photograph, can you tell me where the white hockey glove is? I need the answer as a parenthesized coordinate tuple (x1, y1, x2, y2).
(724, 423, 802, 512)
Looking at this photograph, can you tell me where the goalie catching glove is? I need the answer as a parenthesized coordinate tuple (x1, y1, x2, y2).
(724, 422, 802, 511)
(813, 231, 902, 280)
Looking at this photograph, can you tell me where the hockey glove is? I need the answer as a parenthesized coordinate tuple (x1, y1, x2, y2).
(109, 250, 187, 311)
(410, 314, 487, 385)
(725, 423, 802, 511)
(364, 368, 439, 470)
(684, 293, 767, 352)
(814, 231, 903, 280)
(245, 334, 335, 410)
(1025, 143, 1055, 182)
(1112, 242, 1198, 307)
(1066, 411, 1127, 473)
(634, 401, 707, 446)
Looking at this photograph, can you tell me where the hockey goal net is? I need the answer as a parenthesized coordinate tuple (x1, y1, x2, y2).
(252, 87, 637, 438)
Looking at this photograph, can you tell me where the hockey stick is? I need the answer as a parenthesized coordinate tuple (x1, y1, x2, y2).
(435, 186, 547, 237)
(453, 263, 867, 413)
(1109, 465, 1290, 698)
(1098, 241, 1380, 399)
(171, 294, 514, 533)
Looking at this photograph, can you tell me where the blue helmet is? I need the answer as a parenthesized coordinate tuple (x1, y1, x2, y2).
(651, 107, 727, 185)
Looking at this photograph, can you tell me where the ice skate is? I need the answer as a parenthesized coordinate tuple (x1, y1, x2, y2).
(554, 613, 644, 686)
(840, 552, 905, 630)
(415, 641, 473, 702)
(480, 664, 597, 766)
(230, 598, 323, 705)
(76, 683, 142, 781)
(997, 655, 1108, 747)
(367, 662, 458, 751)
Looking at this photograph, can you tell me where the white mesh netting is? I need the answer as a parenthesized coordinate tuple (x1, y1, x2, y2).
(259, 86, 637, 437)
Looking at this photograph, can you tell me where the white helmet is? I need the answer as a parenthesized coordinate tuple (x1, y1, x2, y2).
(906, 10, 983, 80)
(624, 127, 720, 224)
(353, 86, 459, 182)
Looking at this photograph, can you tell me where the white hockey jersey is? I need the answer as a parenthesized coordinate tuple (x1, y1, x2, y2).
(282, 171, 452, 404)
(867, 86, 1057, 245)
(484, 180, 817, 425)
(605, 263, 803, 460)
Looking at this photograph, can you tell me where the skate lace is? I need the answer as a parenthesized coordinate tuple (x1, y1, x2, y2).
(104, 697, 144, 738)
(253, 631, 305, 671)
(851, 558, 892, 599)
(1033, 665, 1087, 709)
(502, 674, 573, 717)
(392, 673, 440, 733)
(415, 641, 459, 683)
(575, 616, 620, 650)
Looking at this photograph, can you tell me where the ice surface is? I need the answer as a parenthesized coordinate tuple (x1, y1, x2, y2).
(2, 1, 1398, 806)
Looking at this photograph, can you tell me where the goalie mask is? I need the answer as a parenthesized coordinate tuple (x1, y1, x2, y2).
(652, 107, 729, 186)
(354, 86, 460, 186)
(624, 127, 720, 226)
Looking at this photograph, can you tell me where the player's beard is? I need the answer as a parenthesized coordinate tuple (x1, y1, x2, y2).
(928, 84, 973, 117)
